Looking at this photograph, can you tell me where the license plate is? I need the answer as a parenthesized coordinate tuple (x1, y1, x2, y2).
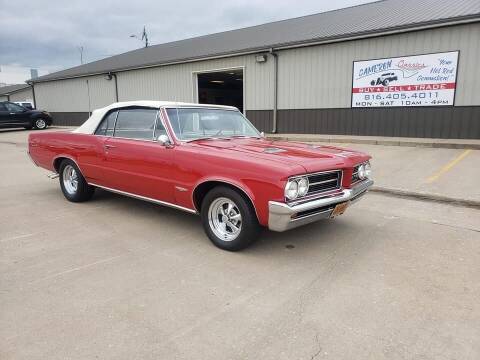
(330, 202, 349, 218)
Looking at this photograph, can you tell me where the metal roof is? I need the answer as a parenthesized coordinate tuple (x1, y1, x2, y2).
(0, 84, 30, 95)
(32, 0, 480, 83)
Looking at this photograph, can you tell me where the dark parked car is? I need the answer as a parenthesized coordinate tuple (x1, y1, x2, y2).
(0, 101, 52, 130)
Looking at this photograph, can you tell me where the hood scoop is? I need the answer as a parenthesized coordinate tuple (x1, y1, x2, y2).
(263, 147, 287, 154)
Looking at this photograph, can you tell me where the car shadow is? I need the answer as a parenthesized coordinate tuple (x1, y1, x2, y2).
(90, 188, 365, 257)
(91, 188, 199, 224)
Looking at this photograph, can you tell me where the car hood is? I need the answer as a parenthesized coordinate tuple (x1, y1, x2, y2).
(27, 110, 48, 116)
(191, 138, 370, 173)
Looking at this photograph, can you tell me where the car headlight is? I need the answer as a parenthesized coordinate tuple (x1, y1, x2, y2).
(285, 176, 309, 200)
(285, 180, 299, 200)
(364, 161, 372, 179)
(297, 177, 309, 197)
(357, 164, 366, 180)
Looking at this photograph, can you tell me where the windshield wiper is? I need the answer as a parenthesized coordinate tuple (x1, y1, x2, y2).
(186, 135, 260, 142)
(185, 136, 217, 142)
(185, 136, 234, 142)
(230, 135, 261, 139)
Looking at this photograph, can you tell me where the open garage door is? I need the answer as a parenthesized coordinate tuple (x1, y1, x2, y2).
(197, 69, 243, 112)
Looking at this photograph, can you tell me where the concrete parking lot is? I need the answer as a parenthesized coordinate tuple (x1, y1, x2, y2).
(1, 128, 479, 360)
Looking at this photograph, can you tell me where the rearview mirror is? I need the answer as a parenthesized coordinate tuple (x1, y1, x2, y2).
(157, 134, 172, 147)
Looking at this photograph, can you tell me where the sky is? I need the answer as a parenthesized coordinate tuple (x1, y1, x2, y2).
(0, 0, 376, 84)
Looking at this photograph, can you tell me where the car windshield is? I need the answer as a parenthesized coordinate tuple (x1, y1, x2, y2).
(166, 107, 260, 141)
(5, 102, 25, 112)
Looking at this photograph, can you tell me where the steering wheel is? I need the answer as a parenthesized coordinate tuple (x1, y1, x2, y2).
(213, 129, 224, 137)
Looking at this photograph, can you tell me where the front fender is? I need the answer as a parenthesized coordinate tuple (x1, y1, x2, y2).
(191, 176, 278, 227)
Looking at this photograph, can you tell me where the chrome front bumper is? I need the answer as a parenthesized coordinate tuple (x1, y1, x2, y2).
(268, 179, 373, 232)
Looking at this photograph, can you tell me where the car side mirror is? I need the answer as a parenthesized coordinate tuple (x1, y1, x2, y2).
(260, 132, 265, 138)
(157, 134, 173, 147)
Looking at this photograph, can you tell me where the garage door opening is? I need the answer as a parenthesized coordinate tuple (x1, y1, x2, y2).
(197, 69, 243, 112)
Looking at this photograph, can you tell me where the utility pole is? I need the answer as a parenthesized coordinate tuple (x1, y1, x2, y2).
(77, 46, 84, 64)
(130, 26, 149, 48)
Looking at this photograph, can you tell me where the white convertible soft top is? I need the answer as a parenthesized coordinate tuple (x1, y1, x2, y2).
(73, 101, 236, 134)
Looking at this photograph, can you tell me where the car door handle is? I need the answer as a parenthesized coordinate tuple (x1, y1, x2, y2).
(104, 144, 116, 149)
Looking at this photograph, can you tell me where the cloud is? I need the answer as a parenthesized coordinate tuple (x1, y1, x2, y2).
(0, 0, 375, 75)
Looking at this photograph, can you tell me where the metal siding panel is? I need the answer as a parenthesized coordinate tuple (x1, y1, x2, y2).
(8, 88, 33, 102)
(50, 112, 90, 126)
(35, 75, 115, 112)
(274, 107, 480, 138)
(88, 76, 116, 109)
(277, 23, 480, 109)
(245, 110, 272, 132)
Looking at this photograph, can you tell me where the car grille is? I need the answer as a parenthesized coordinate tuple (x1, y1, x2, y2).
(307, 170, 342, 195)
(351, 165, 360, 184)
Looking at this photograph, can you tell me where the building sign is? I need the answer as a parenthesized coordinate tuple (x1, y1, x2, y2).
(352, 51, 459, 108)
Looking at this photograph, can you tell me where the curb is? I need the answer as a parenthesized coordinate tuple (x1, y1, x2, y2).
(267, 136, 480, 150)
(370, 186, 480, 209)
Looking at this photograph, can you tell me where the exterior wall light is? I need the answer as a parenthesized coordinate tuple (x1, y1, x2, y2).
(255, 55, 267, 63)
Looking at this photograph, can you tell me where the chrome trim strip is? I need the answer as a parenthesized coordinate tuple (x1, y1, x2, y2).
(26, 149, 38, 167)
(157, 108, 176, 145)
(104, 136, 157, 143)
(287, 188, 344, 207)
(89, 183, 198, 214)
(309, 178, 338, 186)
(112, 109, 120, 135)
(290, 206, 334, 222)
(151, 110, 160, 140)
(289, 169, 340, 181)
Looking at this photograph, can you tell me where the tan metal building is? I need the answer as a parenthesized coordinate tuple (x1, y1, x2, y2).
(0, 84, 34, 104)
(30, 0, 480, 138)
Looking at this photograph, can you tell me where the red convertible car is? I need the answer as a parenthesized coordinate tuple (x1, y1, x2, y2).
(28, 101, 373, 251)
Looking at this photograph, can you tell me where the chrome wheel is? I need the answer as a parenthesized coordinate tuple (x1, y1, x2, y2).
(35, 118, 46, 129)
(62, 165, 78, 195)
(208, 197, 242, 241)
